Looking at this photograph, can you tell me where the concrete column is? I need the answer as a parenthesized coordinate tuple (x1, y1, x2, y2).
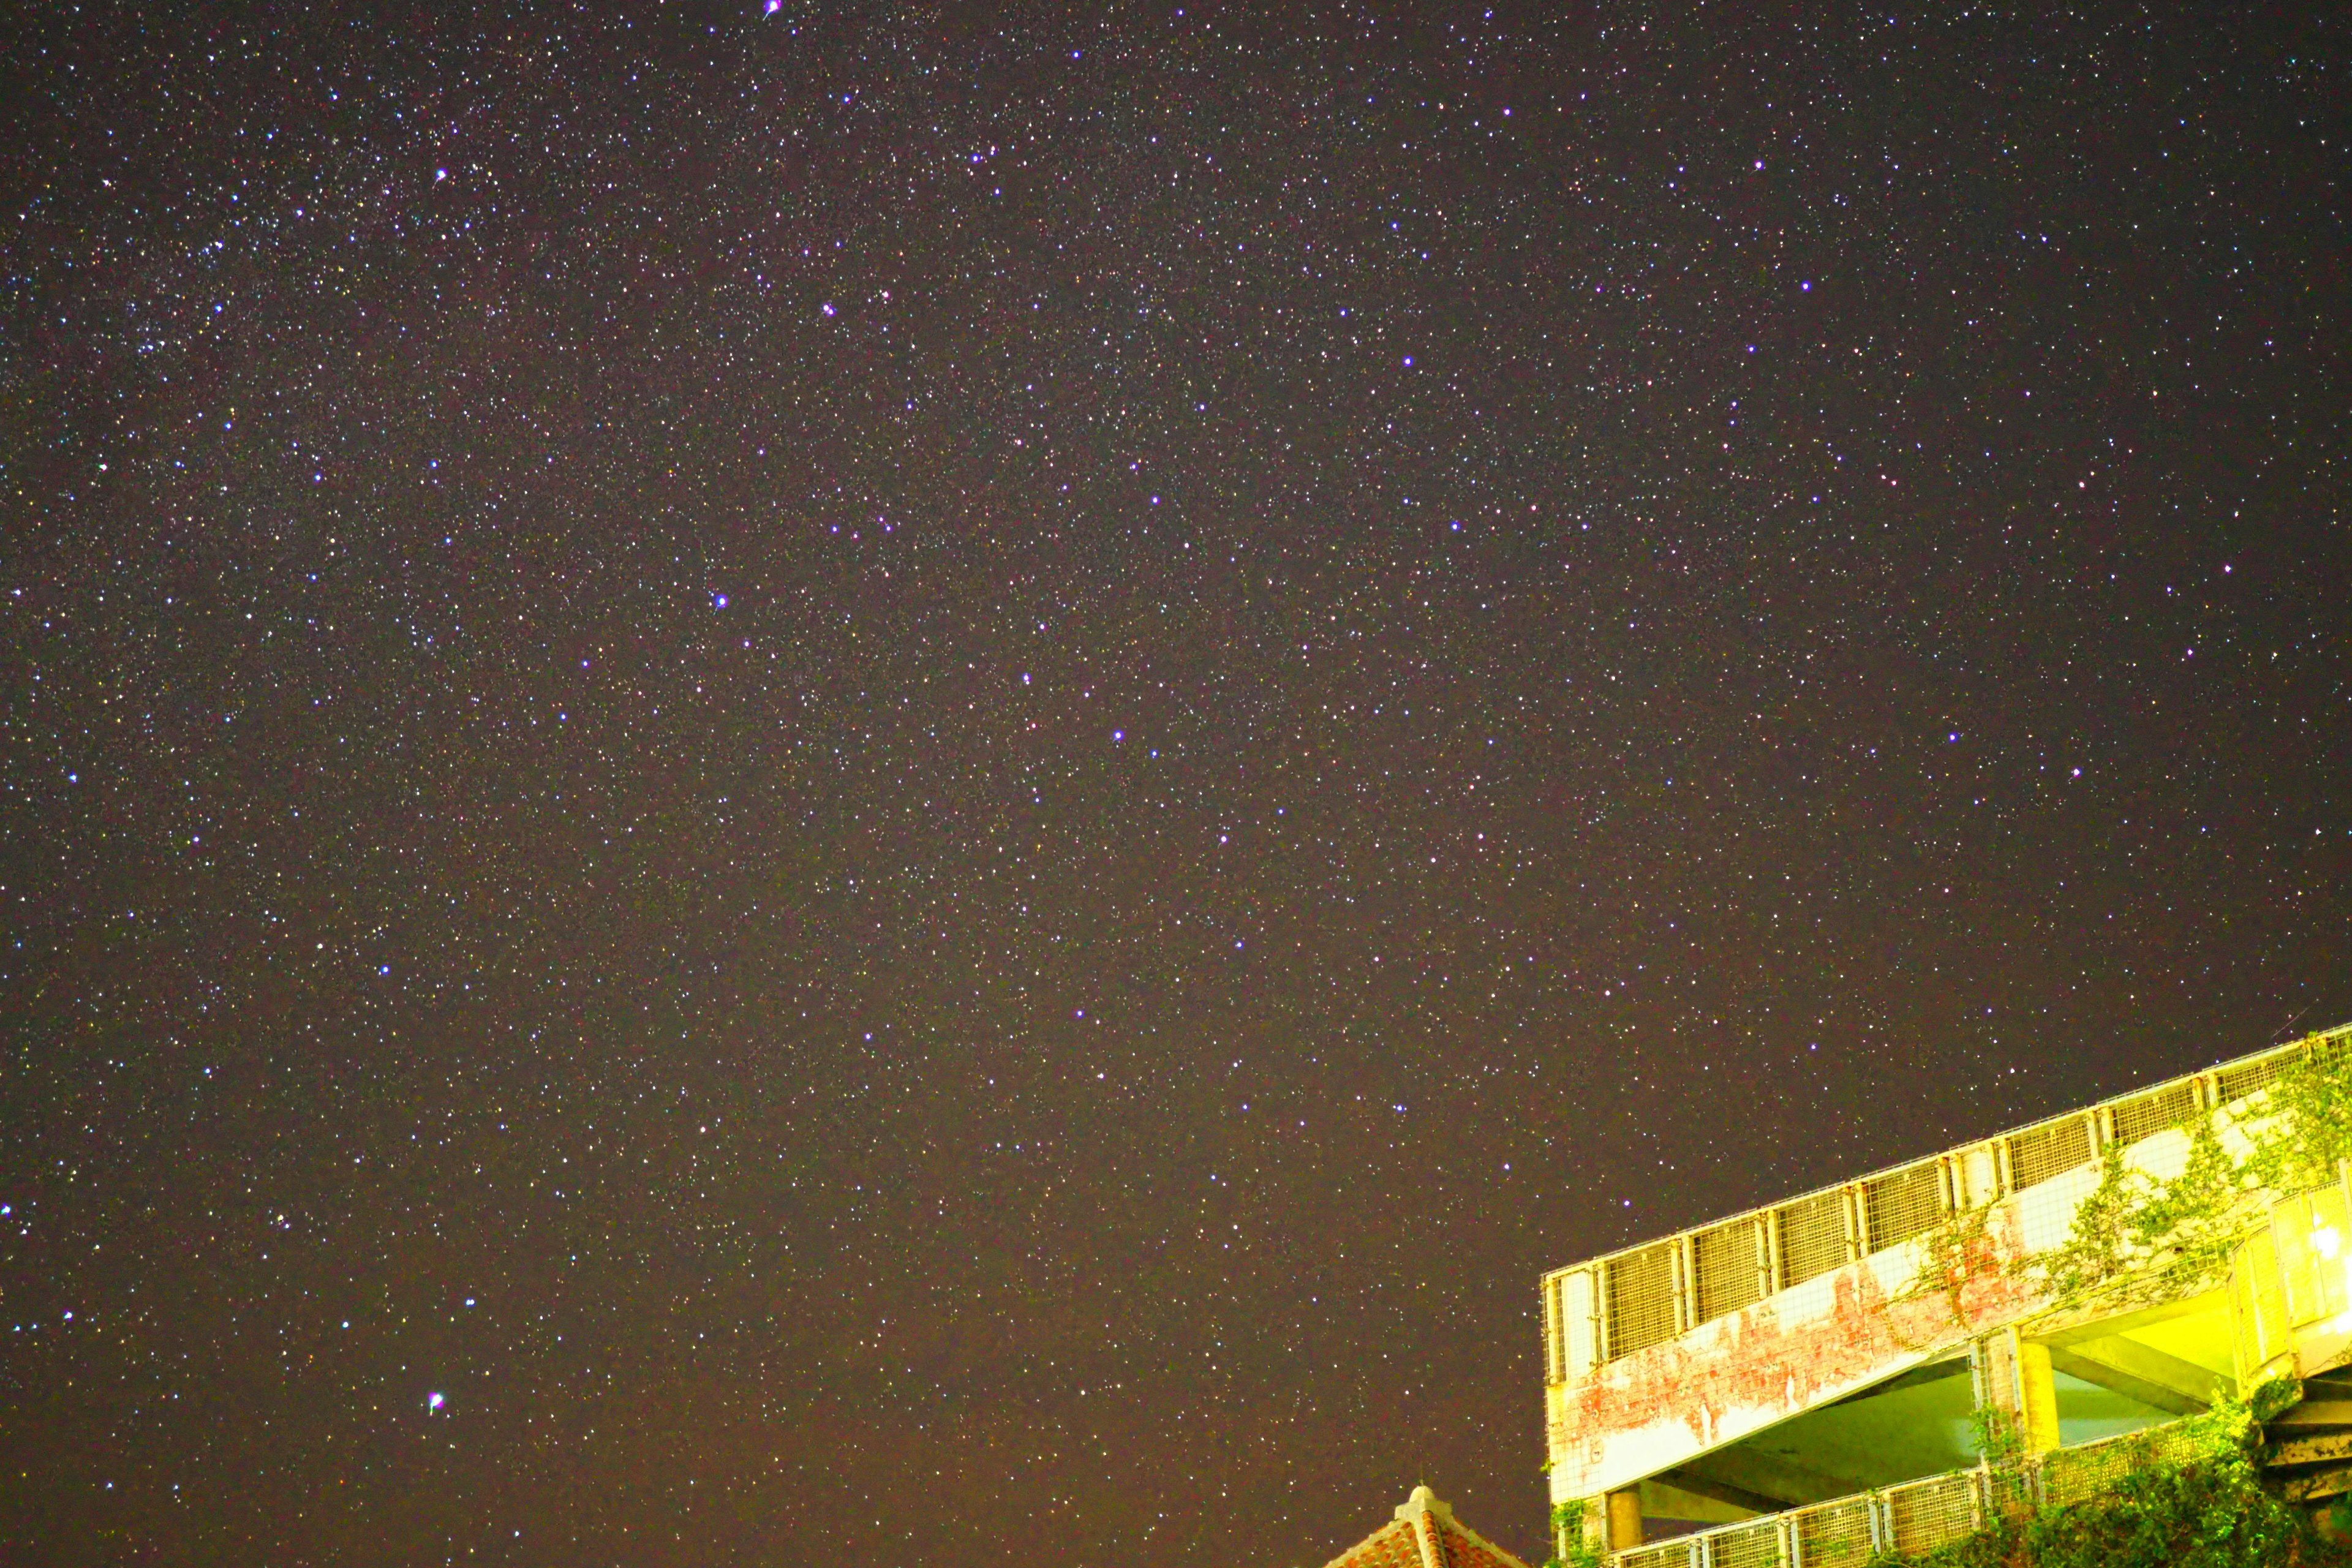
(2017, 1338, 2063, 1455)
(1605, 1487, 1644, 1551)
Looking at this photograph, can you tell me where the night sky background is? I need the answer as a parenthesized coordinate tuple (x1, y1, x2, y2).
(5, 1, 2347, 1563)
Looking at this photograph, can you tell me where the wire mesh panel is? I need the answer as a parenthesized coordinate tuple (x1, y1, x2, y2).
(2005, 1114, 2093, 1190)
(2138, 1417, 2212, 1470)
(1863, 1160, 1945, 1254)
(2109, 1081, 2200, 1147)
(2215, 1051, 2291, 1108)
(1777, 1189, 1850, 1289)
(1882, 1473, 1977, 1555)
(1700, 1518, 1785, 1568)
(1980, 1464, 2038, 1520)
(1605, 1242, 1681, 1359)
(1694, 1218, 1763, 1322)
(2040, 1433, 2149, 1509)
(1542, 1275, 1566, 1384)
(1615, 1540, 1697, 1568)
(1787, 1497, 1874, 1566)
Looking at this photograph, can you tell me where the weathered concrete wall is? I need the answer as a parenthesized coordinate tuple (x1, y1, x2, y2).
(1545, 1126, 2227, 1504)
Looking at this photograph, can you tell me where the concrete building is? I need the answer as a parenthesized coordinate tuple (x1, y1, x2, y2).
(1538, 1025, 2352, 1565)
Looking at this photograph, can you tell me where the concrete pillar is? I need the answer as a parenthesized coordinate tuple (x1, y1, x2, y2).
(2017, 1338, 2063, 1455)
(1606, 1487, 1644, 1551)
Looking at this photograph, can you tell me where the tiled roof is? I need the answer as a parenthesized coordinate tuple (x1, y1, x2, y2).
(1318, 1487, 1532, 1568)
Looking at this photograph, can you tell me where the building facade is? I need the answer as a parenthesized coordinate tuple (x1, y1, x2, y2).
(1537, 1025, 2352, 1564)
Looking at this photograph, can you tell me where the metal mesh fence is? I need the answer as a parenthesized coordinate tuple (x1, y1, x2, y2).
(2139, 1419, 2213, 1469)
(1863, 1160, 1945, 1254)
(2006, 1113, 2094, 1190)
(1542, 1275, 1565, 1384)
(1786, 1497, 1874, 1566)
(1777, 1189, 1849, 1289)
(1702, 1519, 1784, 1568)
(2040, 1432, 2150, 1509)
(1605, 1242, 1681, 1360)
(1559, 1033, 2334, 1381)
(2309, 1029, 2351, 1076)
(1881, 1472, 1977, 1556)
(2216, 1052, 2291, 1107)
(1981, 1461, 2038, 1520)
(1602, 1417, 2223, 1566)
(2109, 1081, 2199, 1147)
(1694, 1219, 1763, 1322)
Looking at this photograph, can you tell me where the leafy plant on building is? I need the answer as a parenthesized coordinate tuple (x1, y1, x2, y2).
(1885, 1196, 2004, 1349)
(1967, 1402, 2026, 1469)
(1860, 1388, 2352, 1567)
(2032, 1040, 2350, 1324)
(1888, 1036, 2352, 1342)
(2245, 1037, 2352, 1196)
(1542, 1498, 1605, 1568)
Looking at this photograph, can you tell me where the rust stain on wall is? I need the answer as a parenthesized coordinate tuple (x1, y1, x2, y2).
(1553, 1206, 2045, 1476)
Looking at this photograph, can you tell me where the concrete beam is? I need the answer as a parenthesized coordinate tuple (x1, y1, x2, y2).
(1672, 1443, 1870, 1509)
(1654, 1466, 1790, 1516)
(2046, 1340, 2223, 1415)
(2037, 1288, 2226, 1349)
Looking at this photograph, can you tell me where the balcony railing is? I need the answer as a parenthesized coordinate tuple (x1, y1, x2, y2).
(1542, 1025, 2351, 1387)
(1606, 1417, 2214, 1567)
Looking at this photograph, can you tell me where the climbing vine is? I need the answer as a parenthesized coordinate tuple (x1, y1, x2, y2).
(1543, 1498, 1604, 1568)
(1860, 1392, 2351, 1567)
(2245, 1039, 2352, 1197)
(2030, 1126, 2247, 1317)
(1885, 1197, 2003, 1348)
(1895, 1033, 2352, 1327)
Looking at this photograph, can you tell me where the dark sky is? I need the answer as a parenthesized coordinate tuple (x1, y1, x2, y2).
(4, 1, 2345, 1563)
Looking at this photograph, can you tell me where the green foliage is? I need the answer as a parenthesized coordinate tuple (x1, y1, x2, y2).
(2246, 1044, 2352, 1197)
(2041, 1142, 2150, 1303)
(1865, 1398, 2351, 1568)
(1894, 1199, 2002, 1338)
(2248, 1373, 2305, 1424)
(1543, 1499, 1604, 1568)
(1969, 1404, 2026, 1468)
(2132, 1118, 2247, 1275)
(2015, 1033, 2352, 1321)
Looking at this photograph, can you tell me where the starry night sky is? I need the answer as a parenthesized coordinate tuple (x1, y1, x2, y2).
(5, 1, 2346, 1563)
